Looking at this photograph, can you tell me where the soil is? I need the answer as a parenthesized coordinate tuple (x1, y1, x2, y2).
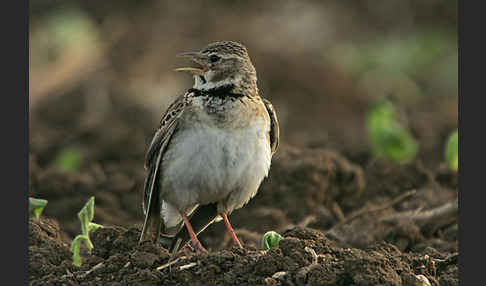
(29, 220, 457, 286)
(29, 90, 458, 285)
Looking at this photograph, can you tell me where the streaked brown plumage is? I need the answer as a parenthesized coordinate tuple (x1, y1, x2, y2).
(140, 41, 279, 253)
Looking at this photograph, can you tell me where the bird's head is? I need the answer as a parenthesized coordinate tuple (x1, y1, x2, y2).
(176, 41, 257, 93)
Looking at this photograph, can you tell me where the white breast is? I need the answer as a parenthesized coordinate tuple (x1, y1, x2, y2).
(160, 116, 272, 226)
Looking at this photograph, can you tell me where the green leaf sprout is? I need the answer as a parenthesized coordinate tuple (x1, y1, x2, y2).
(54, 147, 83, 172)
(29, 197, 48, 219)
(262, 231, 283, 250)
(445, 130, 458, 171)
(70, 197, 103, 267)
(366, 100, 418, 164)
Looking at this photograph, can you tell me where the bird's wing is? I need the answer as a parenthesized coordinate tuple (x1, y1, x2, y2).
(139, 93, 187, 243)
(262, 98, 280, 155)
(144, 95, 187, 170)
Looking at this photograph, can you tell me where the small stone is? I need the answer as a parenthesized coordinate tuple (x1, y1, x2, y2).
(416, 275, 431, 286)
(264, 277, 277, 285)
(272, 271, 287, 280)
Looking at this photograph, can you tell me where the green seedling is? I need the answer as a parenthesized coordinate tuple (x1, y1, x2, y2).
(366, 100, 418, 164)
(445, 130, 458, 171)
(54, 147, 83, 172)
(29, 197, 48, 219)
(70, 197, 103, 267)
(262, 231, 283, 250)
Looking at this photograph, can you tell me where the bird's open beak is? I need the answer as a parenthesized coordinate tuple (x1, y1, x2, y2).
(175, 52, 208, 75)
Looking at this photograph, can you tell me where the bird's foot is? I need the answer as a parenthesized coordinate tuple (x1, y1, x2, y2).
(232, 237, 243, 249)
(190, 240, 208, 253)
(222, 213, 243, 249)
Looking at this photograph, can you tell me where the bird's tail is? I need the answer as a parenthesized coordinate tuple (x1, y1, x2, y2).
(139, 147, 164, 243)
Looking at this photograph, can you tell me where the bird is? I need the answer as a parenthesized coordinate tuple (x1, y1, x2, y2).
(139, 41, 279, 253)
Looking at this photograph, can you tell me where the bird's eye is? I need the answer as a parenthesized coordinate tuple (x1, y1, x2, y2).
(209, 55, 220, 63)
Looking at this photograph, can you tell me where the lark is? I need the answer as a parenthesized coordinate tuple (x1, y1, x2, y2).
(139, 41, 279, 253)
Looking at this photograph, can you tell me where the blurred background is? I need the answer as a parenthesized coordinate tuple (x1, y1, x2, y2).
(29, 0, 457, 246)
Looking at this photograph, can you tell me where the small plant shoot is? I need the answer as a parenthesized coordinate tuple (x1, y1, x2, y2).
(262, 231, 283, 250)
(29, 197, 48, 219)
(445, 130, 458, 172)
(71, 197, 103, 267)
(366, 100, 418, 164)
(54, 147, 83, 172)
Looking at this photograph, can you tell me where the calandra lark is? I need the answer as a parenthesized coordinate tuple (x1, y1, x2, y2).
(139, 41, 279, 253)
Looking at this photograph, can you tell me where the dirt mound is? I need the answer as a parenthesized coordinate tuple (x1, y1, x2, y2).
(29, 221, 457, 286)
(29, 160, 145, 242)
(30, 135, 457, 255)
(28, 218, 76, 283)
(28, 77, 458, 284)
(28, 93, 458, 284)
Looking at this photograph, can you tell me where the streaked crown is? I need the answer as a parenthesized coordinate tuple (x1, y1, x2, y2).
(201, 41, 249, 59)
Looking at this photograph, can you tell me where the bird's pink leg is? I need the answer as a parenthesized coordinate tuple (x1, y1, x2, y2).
(222, 214, 243, 248)
(180, 212, 207, 253)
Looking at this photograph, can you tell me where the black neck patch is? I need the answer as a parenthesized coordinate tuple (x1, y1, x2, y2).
(199, 75, 207, 84)
(188, 84, 245, 99)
